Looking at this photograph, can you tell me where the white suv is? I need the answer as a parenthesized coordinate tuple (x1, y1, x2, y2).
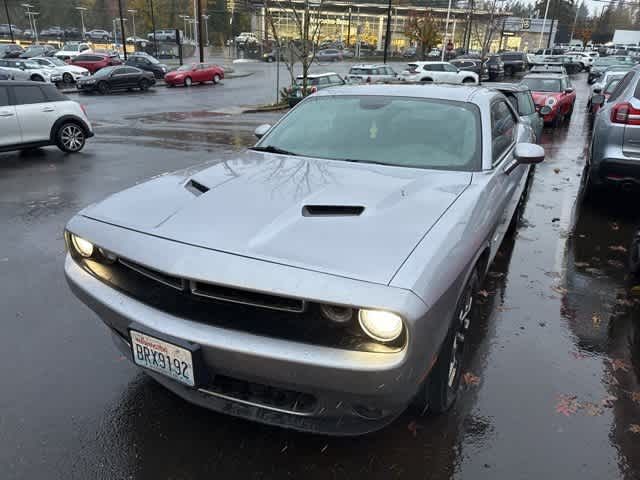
(0, 81, 93, 153)
(0, 59, 62, 83)
(400, 61, 479, 84)
(347, 64, 398, 83)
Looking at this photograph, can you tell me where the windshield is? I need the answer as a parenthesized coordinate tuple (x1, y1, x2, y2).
(349, 67, 373, 75)
(62, 43, 80, 51)
(595, 57, 631, 67)
(24, 61, 40, 69)
(295, 77, 321, 86)
(521, 78, 562, 92)
(256, 95, 480, 171)
(605, 79, 621, 94)
(47, 58, 66, 66)
(94, 66, 117, 77)
(177, 64, 194, 71)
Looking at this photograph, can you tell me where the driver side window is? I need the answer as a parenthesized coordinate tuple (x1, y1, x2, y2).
(444, 63, 457, 72)
(491, 101, 517, 166)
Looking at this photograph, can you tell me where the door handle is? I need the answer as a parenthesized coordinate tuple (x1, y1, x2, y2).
(42, 107, 55, 112)
(0, 111, 14, 117)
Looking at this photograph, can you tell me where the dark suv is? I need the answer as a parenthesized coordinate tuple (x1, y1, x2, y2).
(484, 55, 505, 81)
(0, 43, 24, 59)
(499, 51, 527, 76)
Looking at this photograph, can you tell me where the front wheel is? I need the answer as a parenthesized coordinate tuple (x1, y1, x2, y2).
(462, 77, 475, 84)
(184, 76, 192, 87)
(97, 81, 110, 94)
(56, 122, 86, 153)
(31, 75, 44, 82)
(428, 269, 479, 413)
(213, 74, 221, 84)
(62, 72, 73, 84)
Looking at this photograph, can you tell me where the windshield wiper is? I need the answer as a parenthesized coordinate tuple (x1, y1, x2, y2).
(250, 145, 298, 156)
(341, 158, 389, 166)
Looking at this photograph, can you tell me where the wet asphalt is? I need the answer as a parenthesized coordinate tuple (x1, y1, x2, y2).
(1, 68, 639, 480)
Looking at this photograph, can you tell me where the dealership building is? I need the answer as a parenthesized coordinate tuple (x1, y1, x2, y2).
(251, 1, 555, 52)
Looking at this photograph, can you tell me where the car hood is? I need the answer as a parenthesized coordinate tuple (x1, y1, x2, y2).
(80, 153, 472, 284)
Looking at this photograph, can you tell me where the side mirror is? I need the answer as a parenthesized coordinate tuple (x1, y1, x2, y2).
(539, 105, 552, 116)
(564, 87, 574, 94)
(505, 142, 544, 174)
(254, 124, 271, 139)
(593, 87, 602, 94)
(592, 93, 605, 106)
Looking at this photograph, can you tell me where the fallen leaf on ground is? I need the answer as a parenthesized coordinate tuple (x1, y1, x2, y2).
(601, 395, 618, 408)
(552, 285, 568, 295)
(609, 358, 631, 372)
(554, 168, 561, 174)
(463, 372, 481, 386)
(581, 402, 604, 416)
(407, 420, 422, 437)
(629, 424, 640, 434)
(556, 394, 580, 417)
(477, 290, 490, 298)
(592, 313, 601, 326)
(631, 392, 640, 404)
(610, 222, 620, 231)
(609, 245, 628, 253)
(574, 262, 590, 268)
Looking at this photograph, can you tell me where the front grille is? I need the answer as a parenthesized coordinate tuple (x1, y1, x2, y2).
(199, 374, 317, 416)
(79, 257, 404, 353)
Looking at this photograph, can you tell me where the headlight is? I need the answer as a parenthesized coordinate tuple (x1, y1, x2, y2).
(70, 234, 94, 257)
(358, 309, 403, 342)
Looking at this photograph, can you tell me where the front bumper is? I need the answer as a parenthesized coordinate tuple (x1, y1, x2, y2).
(64, 242, 431, 435)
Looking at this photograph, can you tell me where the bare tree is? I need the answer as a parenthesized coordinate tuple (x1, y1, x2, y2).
(404, 10, 442, 60)
(475, 0, 505, 58)
(265, 0, 326, 100)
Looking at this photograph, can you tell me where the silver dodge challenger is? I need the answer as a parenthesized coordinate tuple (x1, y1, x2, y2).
(64, 85, 544, 435)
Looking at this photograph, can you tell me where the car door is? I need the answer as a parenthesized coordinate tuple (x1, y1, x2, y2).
(123, 67, 142, 88)
(12, 84, 58, 143)
(442, 62, 460, 82)
(486, 100, 526, 255)
(0, 85, 21, 147)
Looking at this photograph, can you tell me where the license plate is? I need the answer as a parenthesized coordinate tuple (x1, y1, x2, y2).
(130, 330, 195, 386)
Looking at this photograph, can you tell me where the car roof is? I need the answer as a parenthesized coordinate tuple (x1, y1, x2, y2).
(523, 73, 565, 79)
(313, 83, 496, 103)
(487, 82, 530, 93)
(297, 72, 338, 78)
(409, 61, 447, 65)
(350, 64, 387, 68)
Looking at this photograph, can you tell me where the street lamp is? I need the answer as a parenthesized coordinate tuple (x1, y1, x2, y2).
(202, 14, 210, 46)
(75, 6, 87, 36)
(128, 9, 137, 40)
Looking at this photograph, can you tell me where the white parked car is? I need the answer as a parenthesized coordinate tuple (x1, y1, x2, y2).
(30, 56, 90, 83)
(347, 64, 398, 83)
(235, 32, 257, 44)
(570, 52, 594, 70)
(0, 59, 62, 83)
(0, 81, 93, 153)
(55, 42, 92, 61)
(400, 61, 479, 84)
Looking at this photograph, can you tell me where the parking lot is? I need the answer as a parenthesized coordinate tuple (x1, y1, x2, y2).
(1, 64, 640, 479)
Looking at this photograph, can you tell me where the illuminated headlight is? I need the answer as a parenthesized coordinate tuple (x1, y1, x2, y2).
(70, 234, 94, 257)
(545, 97, 556, 107)
(358, 309, 403, 342)
(320, 304, 353, 323)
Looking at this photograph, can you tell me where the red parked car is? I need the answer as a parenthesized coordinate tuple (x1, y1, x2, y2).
(71, 53, 122, 74)
(164, 62, 224, 87)
(520, 73, 576, 127)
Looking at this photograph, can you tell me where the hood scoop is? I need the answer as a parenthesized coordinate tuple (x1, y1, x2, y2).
(302, 205, 365, 217)
(185, 179, 210, 196)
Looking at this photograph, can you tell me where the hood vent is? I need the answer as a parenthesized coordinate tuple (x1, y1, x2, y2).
(185, 179, 210, 196)
(302, 205, 365, 217)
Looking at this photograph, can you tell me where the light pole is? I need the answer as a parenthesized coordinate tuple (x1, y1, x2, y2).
(21, 3, 36, 41)
(441, 0, 453, 60)
(3, 0, 14, 42)
(538, 0, 551, 49)
(383, 0, 392, 63)
(128, 9, 137, 40)
(117, 0, 127, 59)
(179, 14, 190, 42)
(202, 14, 209, 46)
(75, 6, 87, 36)
(148, 0, 158, 57)
(192, 0, 199, 49)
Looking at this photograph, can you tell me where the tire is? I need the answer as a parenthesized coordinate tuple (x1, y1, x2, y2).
(56, 122, 86, 153)
(184, 76, 192, 87)
(424, 269, 480, 414)
(166, 83, 174, 88)
(31, 75, 44, 82)
(213, 74, 221, 84)
(97, 81, 110, 94)
(420, 77, 433, 84)
(62, 72, 73, 84)
(139, 79, 150, 91)
(462, 77, 475, 84)
(505, 66, 514, 76)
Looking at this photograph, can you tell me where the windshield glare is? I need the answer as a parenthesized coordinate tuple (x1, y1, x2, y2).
(95, 66, 116, 77)
(177, 64, 194, 71)
(605, 79, 621, 94)
(257, 95, 480, 171)
(62, 44, 80, 51)
(48, 58, 66, 66)
(521, 78, 561, 92)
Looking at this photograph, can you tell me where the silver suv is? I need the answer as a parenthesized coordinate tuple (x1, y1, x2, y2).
(347, 64, 398, 84)
(589, 66, 640, 194)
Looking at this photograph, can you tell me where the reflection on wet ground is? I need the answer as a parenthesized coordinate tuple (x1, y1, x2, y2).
(0, 73, 639, 479)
